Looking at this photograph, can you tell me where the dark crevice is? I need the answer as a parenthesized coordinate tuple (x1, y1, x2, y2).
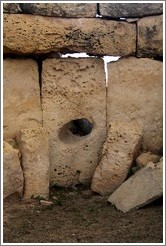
(97, 3, 100, 15)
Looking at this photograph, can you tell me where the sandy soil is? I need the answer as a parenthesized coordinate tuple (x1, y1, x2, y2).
(3, 185, 163, 244)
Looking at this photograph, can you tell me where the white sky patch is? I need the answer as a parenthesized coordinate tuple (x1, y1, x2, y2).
(61, 53, 91, 58)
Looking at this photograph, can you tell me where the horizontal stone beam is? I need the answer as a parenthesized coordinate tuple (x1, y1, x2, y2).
(99, 3, 163, 18)
(3, 3, 97, 17)
(3, 14, 136, 56)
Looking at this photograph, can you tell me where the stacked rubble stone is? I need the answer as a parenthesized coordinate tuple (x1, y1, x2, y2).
(3, 3, 163, 211)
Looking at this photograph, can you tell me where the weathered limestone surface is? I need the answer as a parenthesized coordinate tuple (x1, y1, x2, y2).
(136, 152, 160, 168)
(3, 3, 22, 13)
(3, 14, 136, 56)
(99, 3, 163, 18)
(17, 127, 50, 199)
(19, 3, 96, 17)
(91, 121, 142, 195)
(108, 160, 163, 213)
(107, 57, 163, 154)
(3, 59, 42, 139)
(42, 58, 106, 187)
(137, 15, 163, 58)
(3, 141, 24, 199)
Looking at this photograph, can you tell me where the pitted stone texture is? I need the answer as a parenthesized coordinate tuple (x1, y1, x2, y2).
(3, 14, 136, 56)
(99, 3, 163, 18)
(3, 59, 42, 139)
(137, 15, 163, 58)
(107, 57, 163, 154)
(91, 121, 142, 196)
(17, 127, 50, 199)
(3, 141, 23, 199)
(136, 152, 160, 168)
(19, 3, 96, 17)
(3, 3, 22, 13)
(42, 58, 106, 187)
(108, 160, 163, 213)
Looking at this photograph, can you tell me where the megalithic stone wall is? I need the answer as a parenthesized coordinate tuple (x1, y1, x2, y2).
(3, 2, 163, 197)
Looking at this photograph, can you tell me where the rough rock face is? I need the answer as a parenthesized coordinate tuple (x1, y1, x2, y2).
(3, 3, 22, 13)
(3, 141, 24, 199)
(91, 121, 143, 195)
(3, 59, 42, 139)
(17, 127, 50, 199)
(19, 3, 96, 17)
(136, 152, 160, 168)
(108, 160, 163, 213)
(99, 3, 163, 18)
(107, 57, 163, 154)
(3, 14, 136, 56)
(137, 15, 163, 58)
(42, 58, 106, 187)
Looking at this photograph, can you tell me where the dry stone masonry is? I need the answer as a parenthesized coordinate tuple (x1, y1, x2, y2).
(3, 3, 163, 212)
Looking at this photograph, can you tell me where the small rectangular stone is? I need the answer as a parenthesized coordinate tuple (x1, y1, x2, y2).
(99, 3, 163, 18)
(17, 127, 50, 199)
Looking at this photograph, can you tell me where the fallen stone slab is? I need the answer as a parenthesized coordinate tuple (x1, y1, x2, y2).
(17, 127, 50, 199)
(99, 3, 163, 18)
(3, 59, 42, 139)
(91, 121, 143, 195)
(19, 3, 97, 17)
(3, 14, 136, 56)
(137, 15, 163, 58)
(107, 57, 163, 154)
(3, 141, 24, 199)
(108, 160, 163, 213)
(136, 152, 160, 168)
(42, 58, 106, 187)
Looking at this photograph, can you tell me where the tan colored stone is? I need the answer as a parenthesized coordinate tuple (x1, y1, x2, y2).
(3, 141, 24, 199)
(3, 59, 42, 139)
(137, 15, 163, 58)
(107, 57, 163, 154)
(99, 3, 163, 18)
(108, 160, 163, 213)
(91, 121, 142, 196)
(19, 3, 96, 17)
(3, 14, 136, 56)
(42, 58, 106, 187)
(17, 127, 50, 199)
(136, 152, 160, 168)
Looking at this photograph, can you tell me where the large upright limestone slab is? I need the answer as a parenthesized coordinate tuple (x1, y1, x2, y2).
(3, 14, 136, 56)
(17, 127, 50, 199)
(19, 3, 96, 17)
(99, 3, 163, 18)
(137, 15, 163, 58)
(91, 121, 142, 195)
(3, 59, 42, 139)
(107, 57, 163, 154)
(108, 160, 163, 213)
(3, 141, 23, 199)
(42, 58, 106, 187)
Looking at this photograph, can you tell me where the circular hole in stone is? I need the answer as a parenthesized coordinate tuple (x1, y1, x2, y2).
(59, 118, 94, 143)
(69, 118, 93, 136)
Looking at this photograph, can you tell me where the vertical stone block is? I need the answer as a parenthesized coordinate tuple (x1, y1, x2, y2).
(3, 59, 42, 139)
(17, 127, 50, 199)
(107, 57, 163, 154)
(3, 141, 23, 199)
(42, 58, 106, 187)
